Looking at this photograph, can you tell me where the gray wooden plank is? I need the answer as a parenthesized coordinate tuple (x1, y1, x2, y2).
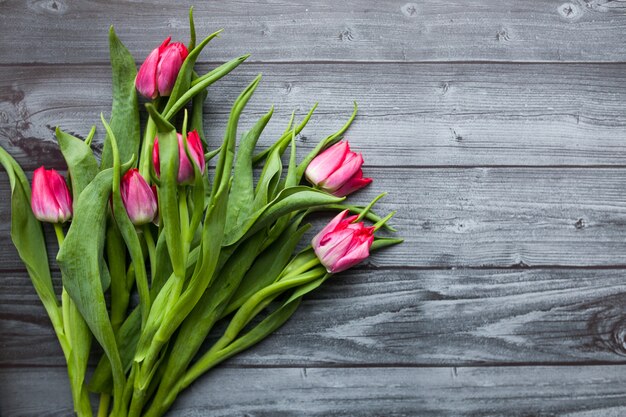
(3, 268, 626, 367)
(1, 1, 626, 64)
(2, 365, 626, 417)
(2, 63, 626, 170)
(2, 167, 626, 270)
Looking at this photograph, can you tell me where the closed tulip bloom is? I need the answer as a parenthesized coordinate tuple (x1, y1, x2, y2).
(153, 130, 206, 184)
(120, 169, 157, 226)
(31, 167, 73, 223)
(312, 210, 375, 273)
(136, 37, 189, 99)
(305, 141, 372, 197)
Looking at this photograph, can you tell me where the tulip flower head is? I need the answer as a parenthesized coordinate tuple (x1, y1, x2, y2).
(305, 141, 372, 197)
(120, 169, 158, 226)
(136, 37, 189, 99)
(153, 130, 206, 184)
(31, 167, 73, 224)
(312, 210, 375, 273)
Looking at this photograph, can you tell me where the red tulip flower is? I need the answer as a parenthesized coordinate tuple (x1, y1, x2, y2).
(312, 210, 375, 273)
(135, 37, 189, 99)
(153, 130, 206, 184)
(305, 141, 372, 197)
(120, 169, 158, 226)
(31, 167, 73, 224)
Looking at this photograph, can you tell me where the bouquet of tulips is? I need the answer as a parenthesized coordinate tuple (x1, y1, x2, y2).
(0, 9, 401, 417)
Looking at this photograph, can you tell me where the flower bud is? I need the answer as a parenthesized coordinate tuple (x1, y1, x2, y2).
(312, 210, 375, 273)
(120, 169, 157, 226)
(305, 141, 372, 197)
(135, 37, 189, 99)
(31, 167, 73, 224)
(153, 130, 206, 184)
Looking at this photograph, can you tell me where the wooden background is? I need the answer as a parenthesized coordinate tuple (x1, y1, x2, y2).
(2, 0, 626, 415)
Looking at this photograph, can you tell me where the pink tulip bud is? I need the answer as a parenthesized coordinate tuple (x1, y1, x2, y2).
(153, 130, 206, 184)
(120, 169, 157, 226)
(305, 141, 372, 197)
(31, 167, 73, 224)
(135, 37, 189, 99)
(312, 210, 375, 273)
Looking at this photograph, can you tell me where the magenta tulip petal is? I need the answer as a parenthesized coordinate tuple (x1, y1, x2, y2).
(321, 152, 363, 192)
(305, 141, 349, 185)
(120, 169, 157, 226)
(136, 37, 170, 99)
(156, 44, 184, 96)
(31, 167, 72, 223)
(332, 169, 373, 197)
(311, 210, 349, 248)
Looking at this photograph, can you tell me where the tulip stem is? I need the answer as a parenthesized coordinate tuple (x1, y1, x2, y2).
(53, 223, 65, 247)
(142, 225, 156, 282)
(97, 394, 110, 417)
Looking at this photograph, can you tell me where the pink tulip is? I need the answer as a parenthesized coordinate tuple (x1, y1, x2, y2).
(305, 141, 372, 197)
(120, 169, 157, 226)
(153, 130, 205, 184)
(135, 37, 189, 99)
(31, 167, 73, 223)
(312, 210, 375, 273)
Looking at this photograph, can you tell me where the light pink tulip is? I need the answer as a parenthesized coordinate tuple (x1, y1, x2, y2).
(153, 130, 205, 184)
(305, 141, 372, 197)
(312, 210, 375, 273)
(120, 169, 157, 226)
(136, 37, 189, 99)
(31, 167, 73, 223)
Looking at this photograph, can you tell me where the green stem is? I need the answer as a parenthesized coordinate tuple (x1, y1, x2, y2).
(142, 224, 157, 282)
(139, 111, 157, 180)
(97, 394, 110, 417)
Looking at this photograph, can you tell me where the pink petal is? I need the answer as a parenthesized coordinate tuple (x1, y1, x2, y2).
(332, 169, 372, 197)
(156, 42, 184, 96)
(321, 151, 364, 192)
(329, 236, 373, 273)
(305, 141, 349, 186)
(311, 210, 350, 249)
(136, 37, 170, 99)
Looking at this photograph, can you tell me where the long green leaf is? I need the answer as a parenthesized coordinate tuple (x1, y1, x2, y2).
(56, 167, 126, 414)
(101, 26, 140, 170)
(56, 127, 98, 200)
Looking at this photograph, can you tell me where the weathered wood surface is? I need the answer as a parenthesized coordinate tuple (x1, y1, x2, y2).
(2, 63, 626, 169)
(3, 268, 626, 368)
(2, 0, 626, 64)
(2, 0, 626, 416)
(2, 167, 626, 270)
(3, 365, 626, 417)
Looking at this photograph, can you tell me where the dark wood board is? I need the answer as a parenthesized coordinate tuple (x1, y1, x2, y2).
(1, 0, 626, 416)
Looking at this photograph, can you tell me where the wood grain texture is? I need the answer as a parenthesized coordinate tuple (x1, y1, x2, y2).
(2, 63, 626, 170)
(3, 365, 626, 417)
(2, 167, 626, 270)
(1, 0, 626, 64)
(3, 268, 626, 367)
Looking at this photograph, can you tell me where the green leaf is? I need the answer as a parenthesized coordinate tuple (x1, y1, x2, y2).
(190, 72, 208, 146)
(223, 186, 344, 246)
(225, 107, 274, 234)
(296, 101, 358, 180)
(162, 29, 223, 119)
(0, 147, 62, 337)
(252, 103, 318, 164)
(212, 75, 262, 200)
(146, 104, 184, 279)
(102, 115, 151, 329)
(56, 167, 126, 414)
(223, 220, 310, 316)
(55, 127, 98, 200)
(371, 237, 404, 252)
(100, 26, 140, 170)
(164, 55, 251, 122)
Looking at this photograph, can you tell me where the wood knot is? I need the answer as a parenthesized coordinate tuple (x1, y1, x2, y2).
(496, 28, 510, 42)
(401, 3, 419, 18)
(558, 3, 582, 20)
(586, 296, 626, 358)
(450, 128, 463, 142)
(338, 28, 355, 42)
(27, 0, 68, 15)
(574, 218, 585, 229)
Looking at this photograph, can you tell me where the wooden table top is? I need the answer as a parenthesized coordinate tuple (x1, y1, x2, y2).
(2, 1, 626, 415)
